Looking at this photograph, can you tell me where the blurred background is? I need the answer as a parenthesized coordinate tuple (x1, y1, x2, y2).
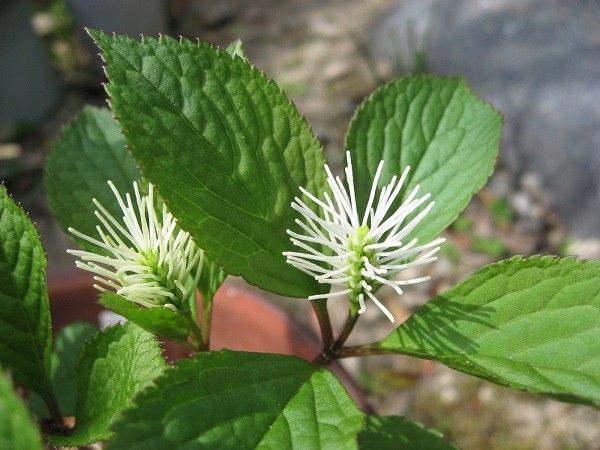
(1, 1, 599, 448)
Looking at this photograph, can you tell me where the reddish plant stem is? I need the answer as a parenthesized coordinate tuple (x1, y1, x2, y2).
(311, 299, 334, 350)
(336, 344, 383, 359)
(313, 307, 360, 366)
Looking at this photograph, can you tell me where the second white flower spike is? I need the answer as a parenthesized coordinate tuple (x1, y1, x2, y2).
(67, 181, 204, 310)
(284, 152, 444, 322)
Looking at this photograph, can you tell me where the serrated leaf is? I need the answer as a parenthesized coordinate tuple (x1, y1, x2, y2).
(29, 321, 97, 418)
(100, 293, 191, 345)
(346, 76, 502, 244)
(50, 322, 97, 415)
(108, 350, 364, 450)
(45, 105, 140, 253)
(89, 30, 328, 298)
(49, 323, 166, 447)
(358, 416, 457, 450)
(0, 187, 55, 407)
(376, 256, 600, 407)
(0, 370, 43, 450)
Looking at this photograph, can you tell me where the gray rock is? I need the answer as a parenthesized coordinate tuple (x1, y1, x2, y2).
(0, 0, 60, 139)
(371, 0, 600, 238)
(66, 0, 169, 73)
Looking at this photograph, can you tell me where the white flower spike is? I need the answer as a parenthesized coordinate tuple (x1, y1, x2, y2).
(67, 181, 203, 310)
(284, 152, 444, 323)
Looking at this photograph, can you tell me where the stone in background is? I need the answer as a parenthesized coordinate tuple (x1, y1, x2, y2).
(371, 0, 600, 238)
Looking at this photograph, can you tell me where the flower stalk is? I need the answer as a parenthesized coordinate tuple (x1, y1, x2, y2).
(199, 293, 214, 350)
(311, 299, 334, 350)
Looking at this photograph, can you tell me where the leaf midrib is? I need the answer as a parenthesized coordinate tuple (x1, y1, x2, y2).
(149, 367, 318, 448)
(388, 261, 600, 395)
(107, 36, 321, 266)
(85, 110, 134, 189)
(0, 205, 49, 393)
(401, 265, 599, 347)
(111, 41, 266, 218)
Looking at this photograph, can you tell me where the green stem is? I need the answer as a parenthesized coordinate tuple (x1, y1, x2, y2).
(311, 299, 333, 349)
(188, 290, 198, 323)
(336, 344, 381, 359)
(188, 314, 205, 352)
(331, 311, 359, 353)
(200, 292, 214, 349)
(44, 385, 65, 429)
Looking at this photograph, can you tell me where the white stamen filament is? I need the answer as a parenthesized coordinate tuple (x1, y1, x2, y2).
(284, 152, 444, 322)
(67, 181, 204, 309)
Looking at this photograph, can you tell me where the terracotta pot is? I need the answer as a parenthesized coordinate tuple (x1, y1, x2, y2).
(47, 272, 369, 409)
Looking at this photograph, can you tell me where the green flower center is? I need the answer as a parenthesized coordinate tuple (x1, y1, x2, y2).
(138, 250, 180, 307)
(347, 225, 375, 299)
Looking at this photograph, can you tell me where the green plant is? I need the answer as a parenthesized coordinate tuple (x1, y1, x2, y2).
(0, 31, 598, 449)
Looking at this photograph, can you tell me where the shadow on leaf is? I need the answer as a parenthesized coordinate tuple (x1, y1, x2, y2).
(392, 297, 496, 355)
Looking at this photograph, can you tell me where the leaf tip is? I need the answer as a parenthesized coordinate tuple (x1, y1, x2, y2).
(85, 28, 106, 45)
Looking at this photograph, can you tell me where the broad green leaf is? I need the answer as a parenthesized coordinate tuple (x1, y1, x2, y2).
(225, 39, 245, 59)
(0, 371, 43, 450)
(376, 256, 600, 407)
(358, 416, 456, 450)
(0, 187, 55, 407)
(89, 30, 328, 298)
(100, 293, 191, 345)
(29, 321, 97, 418)
(45, 105, 140, 253)
(50, 322, 97, 416)
(108, 350, 364, 450)
(346, 76, 502, 244)
(49, 323, 166, 447)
